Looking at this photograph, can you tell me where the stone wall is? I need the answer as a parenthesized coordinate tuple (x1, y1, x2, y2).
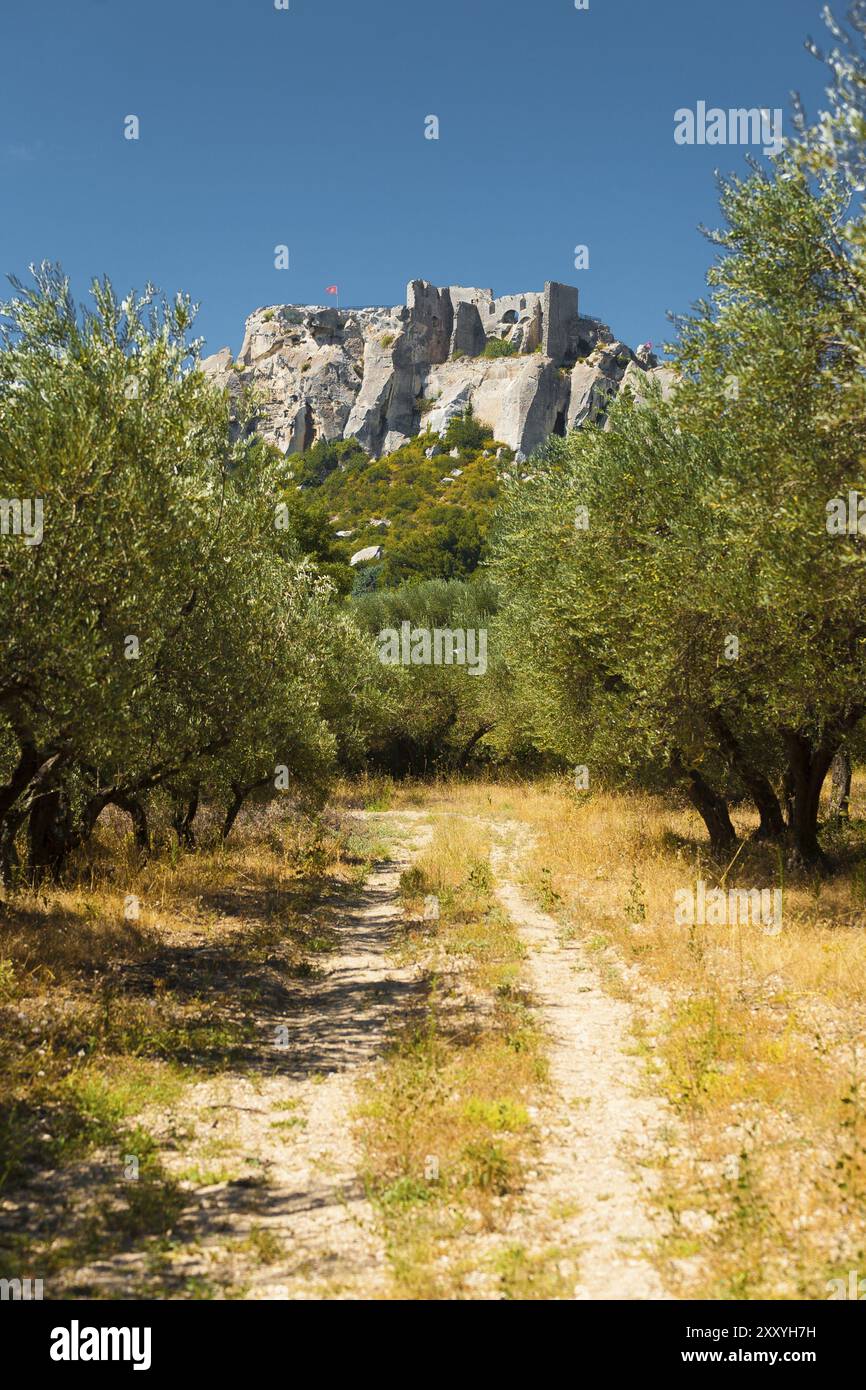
(202, 279, 670, 461)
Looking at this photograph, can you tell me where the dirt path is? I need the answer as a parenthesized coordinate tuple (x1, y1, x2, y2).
(167, 813, 432, 1299)
(9, 801, 670, 1299)
(38, 813, 431, 1300)
(182, 806, 670, 1300)
(489, 822, 671, 1300)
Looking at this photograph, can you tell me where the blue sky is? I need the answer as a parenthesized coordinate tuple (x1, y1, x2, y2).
(0, 0, 832, 357)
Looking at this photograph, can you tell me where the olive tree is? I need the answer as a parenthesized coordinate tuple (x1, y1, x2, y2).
(0, 265, 374, 879)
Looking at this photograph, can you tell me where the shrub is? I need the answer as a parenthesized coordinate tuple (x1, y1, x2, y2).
(443, 406, 488, 452)
(482, 337, 518, 359)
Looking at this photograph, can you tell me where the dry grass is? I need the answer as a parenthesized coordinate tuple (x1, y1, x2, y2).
(430, 775, 866, 1299)
(329, 772, 442, 814)
(6, 771, 863, 1300)
(0, 802, 382, 1288)
(356, 813, 561, 1299)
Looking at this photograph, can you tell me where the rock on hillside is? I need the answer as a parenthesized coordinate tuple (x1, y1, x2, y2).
(202, 280, 675, 462)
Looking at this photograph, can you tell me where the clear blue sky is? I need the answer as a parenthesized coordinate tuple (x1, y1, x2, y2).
(0, 0, 831, 357)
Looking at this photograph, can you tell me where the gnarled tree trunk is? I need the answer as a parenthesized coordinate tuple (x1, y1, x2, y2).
(27, 788, 75, 883)
(706, 710, 786, 840)
(828, 749, 852, 822)
(782, 732, 836, 866)
(108, 792, 151, 856)
(672, 752, 737, 856)
(0, 807, 26, 888)
(171, 788, 199, 849)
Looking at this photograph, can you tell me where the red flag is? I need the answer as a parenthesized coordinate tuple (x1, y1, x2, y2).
(325, 285, 338, 295)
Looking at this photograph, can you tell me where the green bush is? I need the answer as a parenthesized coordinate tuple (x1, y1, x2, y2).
(482, 337, 518, 359)
(443, 407, 488, 453)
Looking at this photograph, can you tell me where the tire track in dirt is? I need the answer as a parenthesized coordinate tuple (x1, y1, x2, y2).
(173, 812, 433, 1299)
(57, 813, 432, 1300)
(490, 823, 672, 1300)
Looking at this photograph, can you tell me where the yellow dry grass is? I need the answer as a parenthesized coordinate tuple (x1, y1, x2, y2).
(4, 774, 864, 1300)
(0, 804, 381, 1290)
(431, 775, 866, 1299)
(355, 812, 564, 1299)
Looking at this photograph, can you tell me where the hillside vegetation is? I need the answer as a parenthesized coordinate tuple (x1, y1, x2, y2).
(280, 410, 510, 592)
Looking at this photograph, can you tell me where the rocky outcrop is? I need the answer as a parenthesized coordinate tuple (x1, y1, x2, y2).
(349, 545, 383, 567)
(202, 279, 673, 461)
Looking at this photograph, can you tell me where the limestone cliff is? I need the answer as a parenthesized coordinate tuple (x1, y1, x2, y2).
(202, 279, 675, 462)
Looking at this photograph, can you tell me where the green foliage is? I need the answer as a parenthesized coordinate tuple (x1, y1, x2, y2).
(273, 486, 353, 594)
(482, 337, 518, 359)
(351, 576, 502, 774)
(384, 512, 486, 583)
(351, 563, 382, 597)
(442, 406, 489, 452)
(291, 436, 366, 488)
(491, 151, 866, 858)
(288, 422, 510, 587)
(0, 265, 378, 879)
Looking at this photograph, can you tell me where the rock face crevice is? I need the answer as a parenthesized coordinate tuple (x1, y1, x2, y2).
(202, 279, 675, 461)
